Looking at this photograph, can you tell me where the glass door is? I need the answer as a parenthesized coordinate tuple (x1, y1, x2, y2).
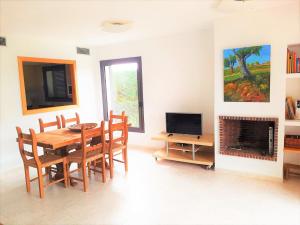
(100, 57, 144, 132)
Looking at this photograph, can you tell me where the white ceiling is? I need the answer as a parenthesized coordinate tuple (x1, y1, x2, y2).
(0, 0, 297, 46)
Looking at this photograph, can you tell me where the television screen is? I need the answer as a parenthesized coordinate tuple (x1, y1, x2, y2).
(166, 113, 202, 135)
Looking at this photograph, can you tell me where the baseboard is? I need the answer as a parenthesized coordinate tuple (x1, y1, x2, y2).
(215, 168, 283, 182)
(128, 144, 160, 152)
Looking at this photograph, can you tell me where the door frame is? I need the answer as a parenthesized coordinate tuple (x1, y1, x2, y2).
(100, 56, 145, 133)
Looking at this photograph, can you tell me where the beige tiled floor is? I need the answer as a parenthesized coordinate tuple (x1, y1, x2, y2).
(0, 148, 299, 225)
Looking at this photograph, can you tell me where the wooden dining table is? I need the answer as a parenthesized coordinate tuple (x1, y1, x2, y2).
(18, 125, 105, 185)
(32, 122, 130, 149)
(18, 122, 130, 184)
(35, 128, 83, 149)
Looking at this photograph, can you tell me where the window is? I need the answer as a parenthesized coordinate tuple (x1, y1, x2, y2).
(18, 57, 78, 115)
(43, 65, 72, 102)
(100, 57, 145, 132)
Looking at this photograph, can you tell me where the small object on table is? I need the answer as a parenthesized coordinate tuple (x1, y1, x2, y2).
(68, 123, 97, 132)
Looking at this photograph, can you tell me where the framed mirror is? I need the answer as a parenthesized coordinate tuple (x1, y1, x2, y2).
(18, 57, 79, 115)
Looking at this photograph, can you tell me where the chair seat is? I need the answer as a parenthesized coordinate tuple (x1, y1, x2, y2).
(67, 150, 104, 163)
(26, 154, 65, 168)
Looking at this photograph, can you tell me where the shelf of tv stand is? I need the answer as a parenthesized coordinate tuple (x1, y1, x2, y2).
(152, 133, 214, 168)
(154, 148, 214, 167)
(168, 142, 203, 152)
(152, 133, 214, 146)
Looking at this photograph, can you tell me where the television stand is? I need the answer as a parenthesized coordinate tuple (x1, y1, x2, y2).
(152, 133, 214, 168)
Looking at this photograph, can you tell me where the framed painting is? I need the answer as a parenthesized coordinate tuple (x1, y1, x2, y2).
(223, 45, 271, 102)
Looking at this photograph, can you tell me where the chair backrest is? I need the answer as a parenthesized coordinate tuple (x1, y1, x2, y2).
(39, 116, 61, 133)
(109, 110, 125, 123)
(81, 121, 105, 160)
(16, 127, 41, 166)
(108, 115, 128, 147)
(61, 112, 80, 128)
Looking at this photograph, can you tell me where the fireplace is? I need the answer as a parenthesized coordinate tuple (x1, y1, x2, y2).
(219, 116, 278, 161)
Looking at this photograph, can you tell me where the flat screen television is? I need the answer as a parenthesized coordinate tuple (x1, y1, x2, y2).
(166, 113, 202, 135)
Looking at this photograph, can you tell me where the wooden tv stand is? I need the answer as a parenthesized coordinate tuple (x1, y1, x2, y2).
(152, 133, 214, 168)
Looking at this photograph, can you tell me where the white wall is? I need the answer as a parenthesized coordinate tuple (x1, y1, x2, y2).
(0, 29, 214, 173)
(94, 30, 215, 148)
(214, 2, 300, 178)
(0, 36, 101, 172)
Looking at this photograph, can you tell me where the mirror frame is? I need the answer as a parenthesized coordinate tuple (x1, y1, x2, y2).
(17, 56, 79, 115)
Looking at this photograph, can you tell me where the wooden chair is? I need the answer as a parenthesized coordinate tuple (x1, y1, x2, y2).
(107, 111, 129, 179)
(38, 116, 62, 176)
(61, 112, 80, 128)
(61, 113, 82, 151)
(38, 116, 61, 132)
(67, 121, 106, 192)
(16, 127, 68, 198)
(110, 110, 125, 124)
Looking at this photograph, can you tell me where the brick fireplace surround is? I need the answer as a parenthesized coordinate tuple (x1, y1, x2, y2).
(219, 116, 279, 161)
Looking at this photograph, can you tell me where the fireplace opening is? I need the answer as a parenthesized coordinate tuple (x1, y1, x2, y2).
(219, 116, 278, 161)
(227, 120, 275, 155)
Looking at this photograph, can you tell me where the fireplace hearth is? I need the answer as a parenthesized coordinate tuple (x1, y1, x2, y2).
(219, 116, 278, 161)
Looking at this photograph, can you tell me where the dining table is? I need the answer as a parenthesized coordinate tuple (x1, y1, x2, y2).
(32, 122, 130, 149)
(17, 124, 104, 185)
(35, 127, 83, 150)
(17, 122, 130, 185)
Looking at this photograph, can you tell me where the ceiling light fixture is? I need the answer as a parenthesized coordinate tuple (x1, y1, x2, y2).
(101, 20, 133, 33)
(217, 0, 253, 11)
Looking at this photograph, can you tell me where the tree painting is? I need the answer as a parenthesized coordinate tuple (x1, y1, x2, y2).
(224, 45, 271, 102)
(224, 55, 236, 74)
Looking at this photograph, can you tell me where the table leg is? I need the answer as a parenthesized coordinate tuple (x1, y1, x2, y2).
(54, 148, 67, 180)
(54, 148, 78, 186)
(192, 144, 195, 160)
(166, 141, 169, 157)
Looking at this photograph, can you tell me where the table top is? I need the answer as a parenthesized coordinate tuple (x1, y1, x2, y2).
(18, 122, 131, 150)
(35, 128, 82, 149)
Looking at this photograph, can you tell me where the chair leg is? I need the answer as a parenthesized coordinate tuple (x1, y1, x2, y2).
(124, 148, 128, 172)
(37, 167, 44, 198)
(93, 161, 96, 174)
(24, 165, 30, 193)
(87, 162, 91, 177)
(67, 162, 71, 187)
(46, 167, 52, 181)
(82, 163, 88, 192)
(77, 163, 82, 175)
(101, 157, 106, 183)
(122, 148, 125, 161)
(45, 167, 49, 175)
(63, 160, 68, 188)
(108, 152, 114, 179)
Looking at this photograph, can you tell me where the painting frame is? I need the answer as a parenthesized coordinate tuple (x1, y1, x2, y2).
(223, 44, 271, 102)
